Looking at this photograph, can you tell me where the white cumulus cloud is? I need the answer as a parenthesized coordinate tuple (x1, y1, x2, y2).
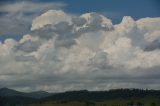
(0, 10, 160, 92)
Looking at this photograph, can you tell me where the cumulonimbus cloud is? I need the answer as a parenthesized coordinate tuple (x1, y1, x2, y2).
(0, 10, 160, 92)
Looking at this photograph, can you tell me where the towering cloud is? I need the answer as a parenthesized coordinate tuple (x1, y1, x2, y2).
(31, 10, 71, 30)
(0, 10, 160, 92)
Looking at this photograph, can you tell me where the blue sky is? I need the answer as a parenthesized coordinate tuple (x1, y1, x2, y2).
(54, 0, 160, 23)
(2, 0, 159, 21)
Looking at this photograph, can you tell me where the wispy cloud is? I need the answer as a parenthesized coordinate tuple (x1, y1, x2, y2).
(0, 1, 66, 13)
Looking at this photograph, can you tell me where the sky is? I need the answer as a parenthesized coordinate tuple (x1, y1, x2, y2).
(0, 0, 160, 92)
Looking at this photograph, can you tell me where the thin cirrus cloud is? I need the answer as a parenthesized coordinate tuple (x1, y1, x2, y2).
(0, 9, 160, 92)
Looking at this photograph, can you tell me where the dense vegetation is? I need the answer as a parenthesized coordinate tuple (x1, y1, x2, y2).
(0, 88, 160, 106)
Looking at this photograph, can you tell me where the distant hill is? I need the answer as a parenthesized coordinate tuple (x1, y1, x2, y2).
(28, 91, 52, 99)
(44, 89, 160, 101)
(0, 87, 52, 99)
(0, 87, 25, 97)
(0, 88, 160, 106)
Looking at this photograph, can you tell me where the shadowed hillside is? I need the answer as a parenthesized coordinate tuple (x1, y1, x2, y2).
(0, 88, 160, 106)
